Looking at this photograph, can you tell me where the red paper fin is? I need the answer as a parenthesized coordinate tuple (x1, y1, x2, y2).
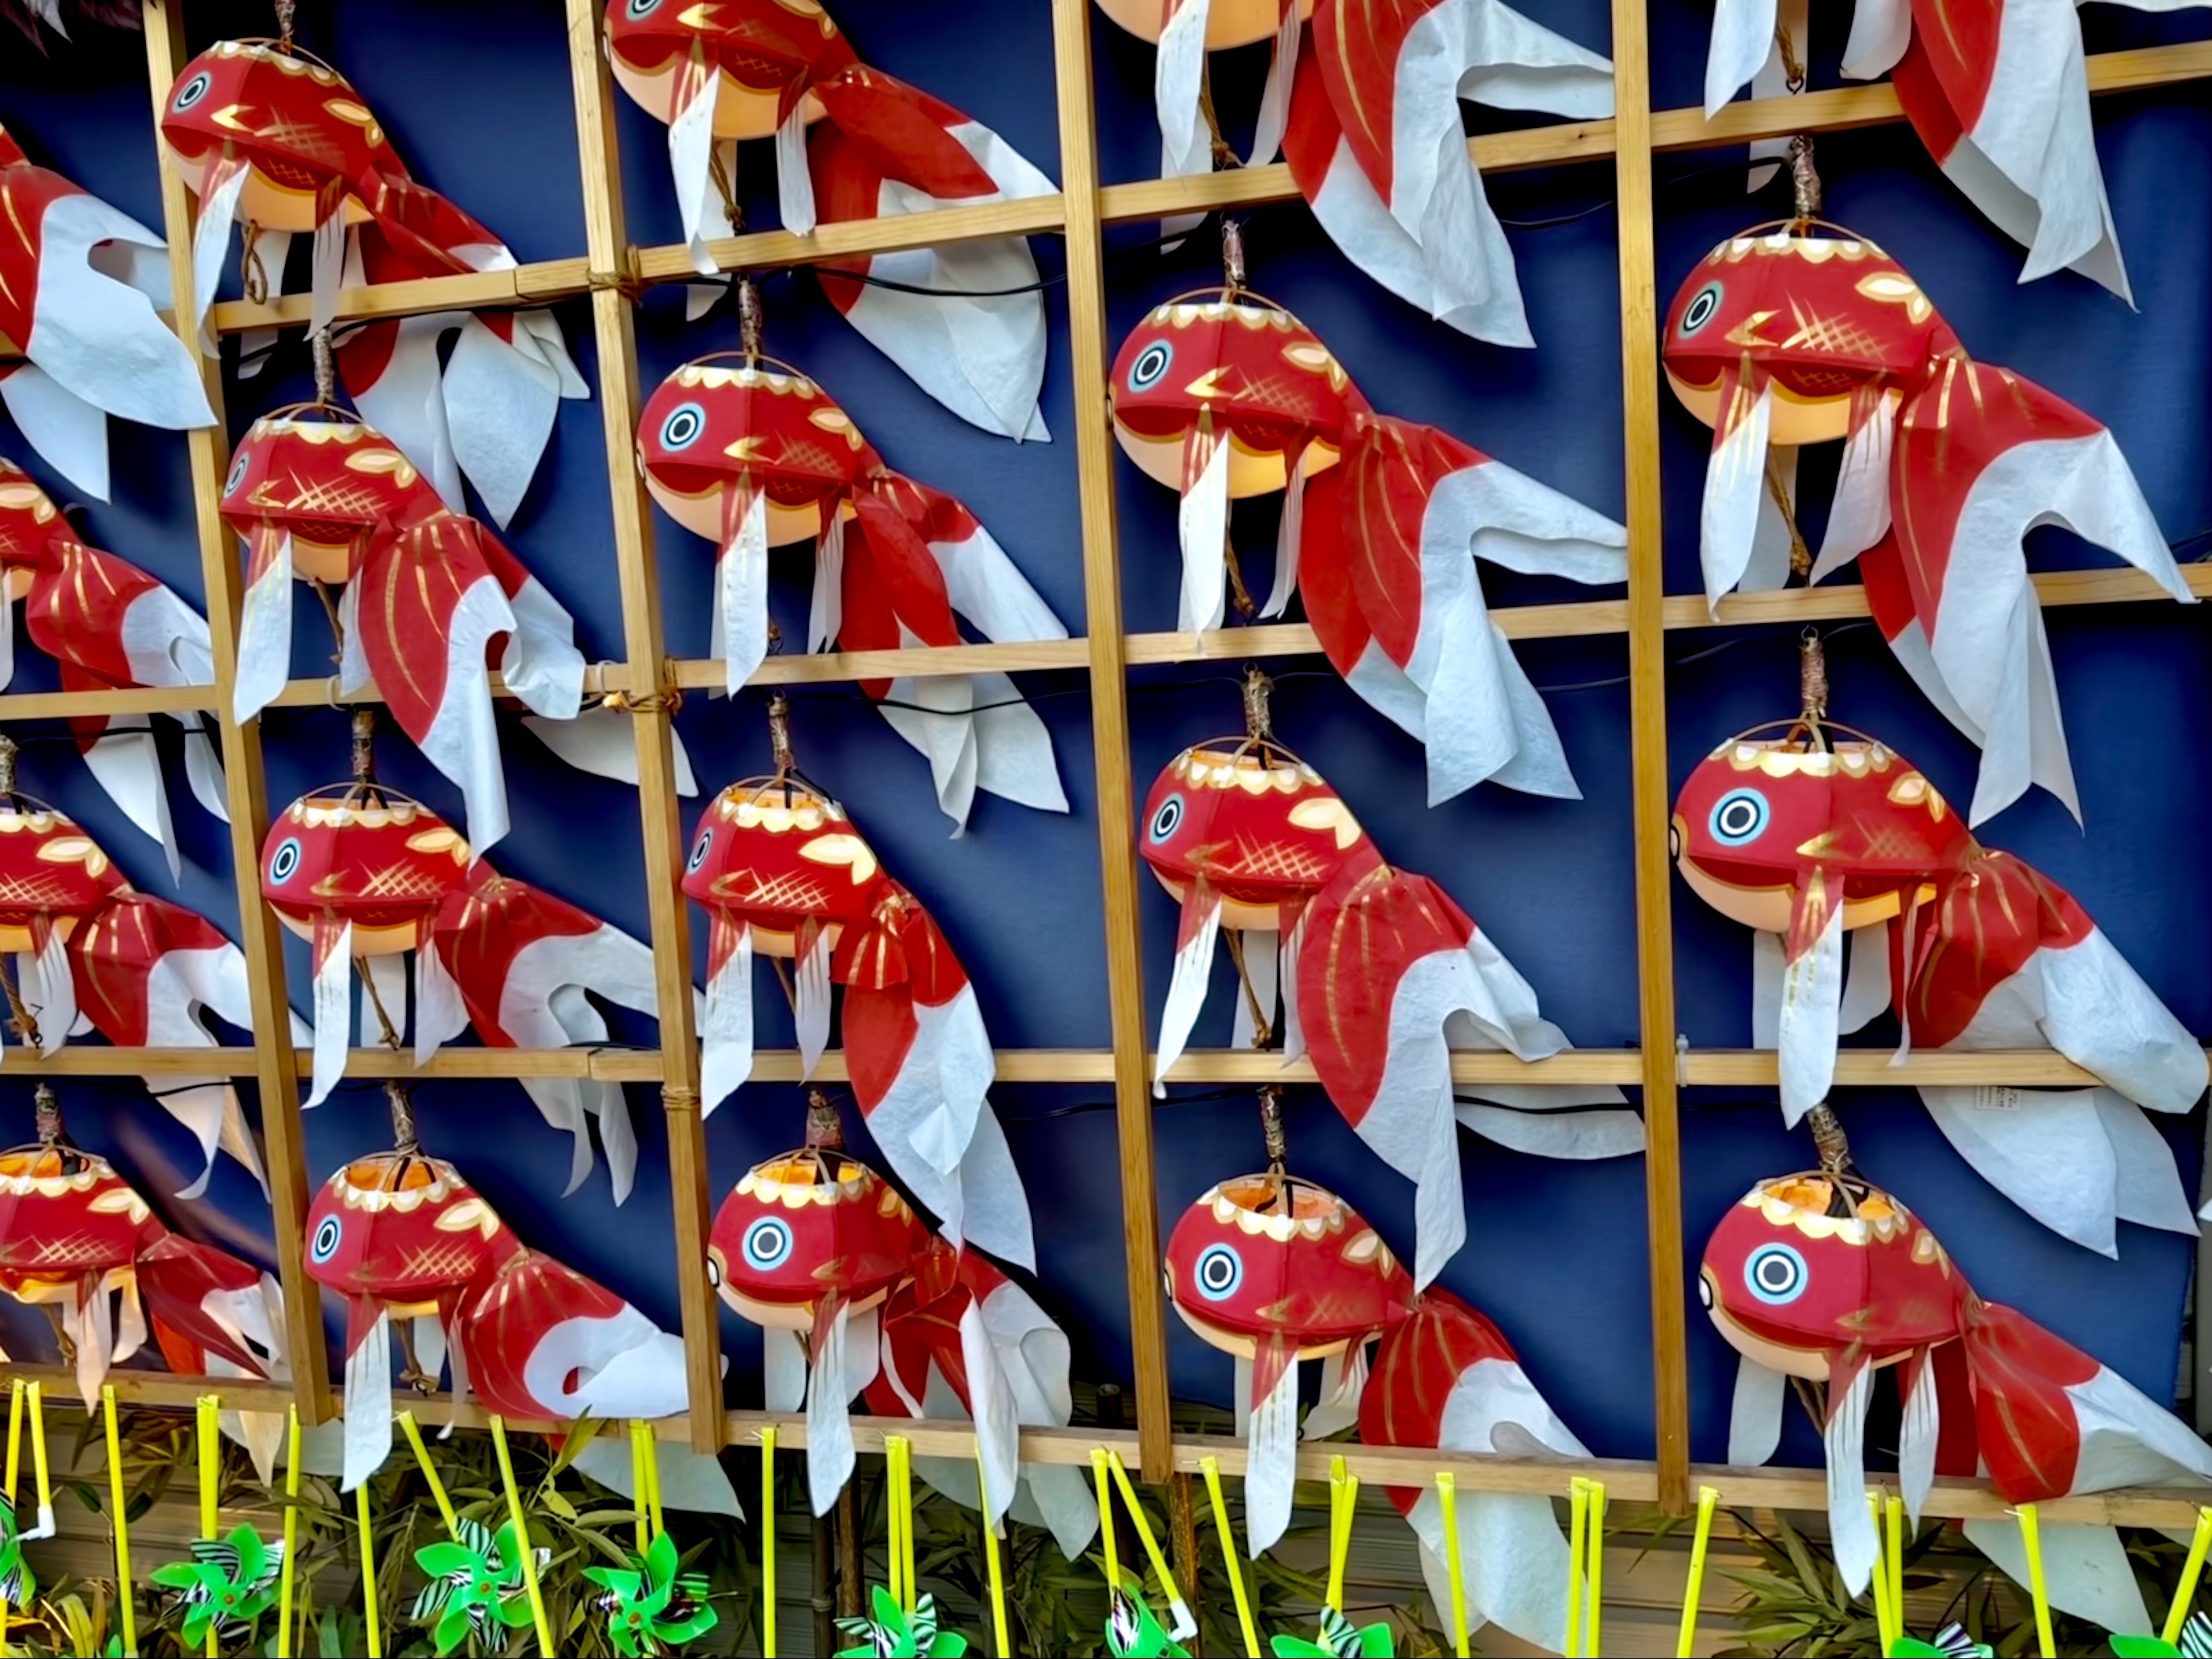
(1959, 1298, 2098, 1502)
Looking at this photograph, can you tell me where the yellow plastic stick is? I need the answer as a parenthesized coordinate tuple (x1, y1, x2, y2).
(1325, 1454, 1355, 1611)
(1886, 1494, 1905, 1642)
(1865, 1493, 1896, 1653)
(355, 1481, 381, 1659)
(3, 1377, 20, 1649)
(1091, 1449, 1120, 1594)
(488, 1415, 556, 1658)
(1565, 1478, 1589, 1658)
(2016, 1505, 2055, 1659)
(2162, 1507, 2212, 1645)
(1105, 1451, 1195, 1641)
(1584, 1479, 1607, 1657)
(759, 1426, 777, 1659)
(641, 1427, 665, 1545)
(24, 1382, 50, 1539)
(276, 1406, 300, 1659)
(100, 1386, 137, 1658)
(396, 1412, 459, 1536)
(1199, 1457, 1261, 1659)
(630, 1422, 650, 1554)
(196, 1395, 220, 1659)
(1435, 1472, 1470, 1659)
(1675, 1485, 1720, 1658)
(885, 1435, 915, 1614)
(973, 1440, 1009, 1659)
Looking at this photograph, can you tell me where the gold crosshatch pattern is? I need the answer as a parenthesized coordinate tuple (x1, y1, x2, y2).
(0, 0, 2206, 1537)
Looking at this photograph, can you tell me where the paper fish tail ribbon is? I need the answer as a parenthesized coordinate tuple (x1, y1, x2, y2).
(456, 1247, 692, 1424)
(1706, 1167, 2212, 1632)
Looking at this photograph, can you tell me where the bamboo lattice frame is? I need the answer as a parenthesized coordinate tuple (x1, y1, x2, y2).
(4, 0, 2201, 1533)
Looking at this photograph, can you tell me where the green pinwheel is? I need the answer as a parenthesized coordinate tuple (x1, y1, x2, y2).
(410, 1516, 547, 1658)
(582, 1532, 719, 1656)
(147, 1523, 283, 1649)
(1106, 1587, 1190, 1658)
(834, 1587, 970, 1657)
(2114, 1611, 2212, 1657)
(0, 1495, 35, 1611)
(1272, 1607, 1397, 1657)
(1890, 1623, 1994, 1657)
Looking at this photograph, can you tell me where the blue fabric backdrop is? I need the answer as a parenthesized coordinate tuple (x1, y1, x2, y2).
(1, 0, 2208, 1477)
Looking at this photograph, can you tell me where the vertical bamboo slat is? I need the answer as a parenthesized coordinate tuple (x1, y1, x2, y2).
(1608, 0, 1694, 1513)
(137, 0, 331, 1425)
(1050, 0, 1174, 1479)
(559, 0, 725, 1454)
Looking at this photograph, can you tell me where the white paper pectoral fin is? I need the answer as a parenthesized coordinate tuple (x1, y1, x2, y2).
(1776, 898, 1844, 1126)
(1728, 1352, 1786, 1467)
(1243, 1354, 1299, 1559)
(1825, 1362, 1878, 1595)
(1153, 891, 1221, 1094)
(1177, 428, 1229, 634)
(1701, 381, 1773, 609)
(342, 1312, 392, 1492)
(806, 1304, 855, 1516)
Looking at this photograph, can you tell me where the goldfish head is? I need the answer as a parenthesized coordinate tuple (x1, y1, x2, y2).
(160, 42, 389, 233)
(638, 358, 867, 550)
(1662, 228, 1949, 448)
(0, 1144, 152, 1294)
(221, 413, 430, 584)
(682, 777, 882, 956)
(305, 1149, 510, 1308)
(707, 1146, 920, 1330)
(262, 791, 471, 952)
(1700, 1172, 1961, 1379)
(1141, 744, 1364, 926)
(1672, 731, 1967, 935)
(1110, 292, 1351, 497)
(605, 0, 847, 140)
(0, 796, 121, 945)
(1164, 1171, 1413, 1360)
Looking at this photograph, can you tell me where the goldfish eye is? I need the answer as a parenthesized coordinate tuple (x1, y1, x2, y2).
(627, 0, 662, 13)
(310, 1215, 341, 1263)
(1148, 794, 1185, 845)
(224, 451, 249, 498)
(1708, 788, 1768, 846)
(1679, 282, 1723, 336)
(687, 827, 712, 873)
(1744, 1242, 1806, 1305)
(172, 71, 212, 113)
(268, 837, 302, 884)
(1192, 1243, 1242, 1302)
(742, 1217, 793, 1272)
(658, 402, 706, 451)
(1128, 341, 1172, 393)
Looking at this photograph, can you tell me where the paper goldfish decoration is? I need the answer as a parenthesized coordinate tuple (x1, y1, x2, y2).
(1112, 289, 1626, 804)
(306, 1084, 698, 1492)
(1706, 1167, 2212, 1633)
(0, 456, 228, 875)
(1672, 665, 2208, 1254)
(160, 40, 586, 527)
(683, 753, 1036, 1265)
(1664, 223, 2192, 825)
(1142, 719, 1640, 1288)
(639, 350, 1067, 829)
(0, 1086, 281, 1409)
(0, 125, 214, 501)
(604, 0, 1055, 441)
(1703, 3, 2158, 295)
(223, 404, 587, 849)
(1099, 1, 1614, 345)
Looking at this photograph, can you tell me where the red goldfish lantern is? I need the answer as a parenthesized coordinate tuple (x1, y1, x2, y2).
(0, 124, 214, 501)
(0, 456, 226, 875)
(0, 1086, 280, 1410)
(1165, 1133, 1414, 1555)
(1704, 1164, 2212, 1632)
(1672, 644, 2206, 1252)
(1141, 697, 1639, 1288)
(260, 720, 474, 1109)
(637, 343, 1065, 829)
(160, 40, 584, 523)
(222, 403, 586, 850)
(604, 1, 1054, 440)
(457, 1249, 692, 1424)
(683, 725, 1035, 1266)
(1112, 290, 1626, 803)
(709, 1096, 923, 1514)
(1663, 222, 2191, 824)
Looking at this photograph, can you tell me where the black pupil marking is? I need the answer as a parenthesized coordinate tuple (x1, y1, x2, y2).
(1757, 1257, 1792, 1289)
(270, 839, 300, 881)
(1720, 800, 1758, 835)
(1199, 1248, 1235, 1289)
(628, 0, 658, 12)
(226, 456, 246, 495)
(1682, 285, 1720, 334)
(687, 831, 710, 871)
(313, 1219, 338, 1258)
(662, 408, 701, 448)
(1149, 798, 1181, 841)
(1131, 344, 1169, 388)
(175, 74, 209, 111)
(746, 1220, 786, 1263)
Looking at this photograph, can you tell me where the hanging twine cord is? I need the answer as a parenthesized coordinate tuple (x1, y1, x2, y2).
(1774, 23, 1807, 93)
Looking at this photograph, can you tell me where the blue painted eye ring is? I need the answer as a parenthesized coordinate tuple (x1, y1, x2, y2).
(686, 828, 712, 873)
(658, 402, 706, 451)
(1193, 1242, 1242, 1302)
(742, 1217, 793, 1272)
(1744, 1242, 1807, 1305)
(1679, 281, 1723, 336)
(1148, 795, 1184, 845)
(1128, 341, 1172, 392)
(310, 1216, 341, 1263)
(223, 452, 248, 497)
(268, 837, 302, 884)
(1708, 788, 1769, 847)
(626, 0, 662, 14)
(173, 72, 211, 113)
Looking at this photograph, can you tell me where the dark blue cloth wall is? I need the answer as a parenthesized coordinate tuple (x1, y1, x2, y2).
(1, 0, 2206, 1474)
